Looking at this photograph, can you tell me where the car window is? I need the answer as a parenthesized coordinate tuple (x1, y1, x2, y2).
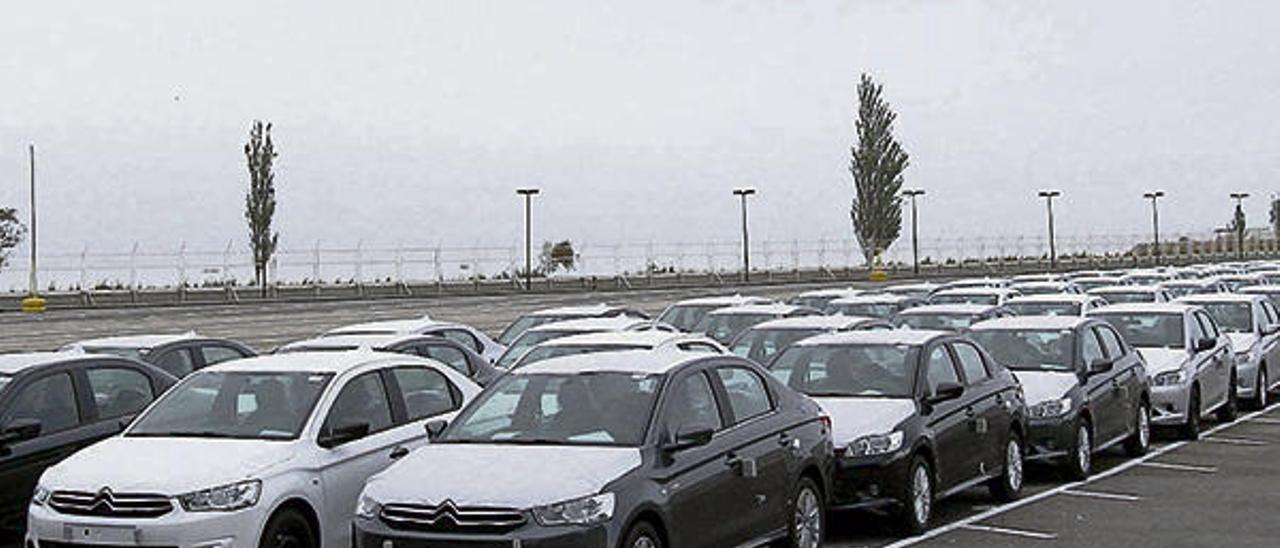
(715, 367, 773, 423)
(200, 345, 248, 367)
(154, 348, 197, 378)
(677, 342, 723, 354)
(86, 367, 154, 420)
(440, 329, 483, 353)
(391, 367, 458, 421)
(4, 373, 79, 434)
(1187, 314, 1208, 346)
(1081, 328, 1106, 366)
(1096, 326, 1126, 359)
(923, 346, 961, 397)
(1196, 312, 1222, 339)
(1261, 301, 1279, 327)
(321, 371, 393, 438)
(662, 372, 723, 435)
(951, 342, 989, 384)
(422, 345, 471, 376)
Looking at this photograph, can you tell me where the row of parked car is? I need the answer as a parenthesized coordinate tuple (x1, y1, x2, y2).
(4, 260, 1280, 548)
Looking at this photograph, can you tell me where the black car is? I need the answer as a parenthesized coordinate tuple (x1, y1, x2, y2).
(353, 350, 835, 548)
(0, 352, 177, 527)
(766, 329, 1028, 534)
(60, 333, 256, 378)
(276, 333, 502, 385)
(970, 316, 1152, 479)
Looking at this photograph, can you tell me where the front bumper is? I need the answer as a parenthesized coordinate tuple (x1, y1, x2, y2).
(1235, 355, 1260, 398)
(26, 500, 264, 548)
(1024, 417, 1073, 462)
(353, 516, 609, 548)
(829, 453, 910, 510)
(1150, 384, 1192, 426)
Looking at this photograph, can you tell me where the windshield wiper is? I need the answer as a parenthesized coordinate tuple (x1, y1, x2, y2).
(128, 430, 240, 439)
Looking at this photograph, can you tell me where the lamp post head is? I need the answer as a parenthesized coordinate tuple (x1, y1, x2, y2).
(1143, 190, 1165, 200)
(1037, 190, 1062, 199)
(732, 188, 756, 197)
(1230, 192, 1250, 200)
(516, 188, 541, 196)
(902, 189, 926, 198)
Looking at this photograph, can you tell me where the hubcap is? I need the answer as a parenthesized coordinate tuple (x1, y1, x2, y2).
(1138, 407, 1151, 449)
(1077, 426, 1091, 474)
(912, 465, 931, 526)
(1006, 439, 1023, 491)
(633, 536, 656, 548)
(794, 487, 822, 548)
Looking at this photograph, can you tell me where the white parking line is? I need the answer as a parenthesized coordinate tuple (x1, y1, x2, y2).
(1137, 461, 1218, 473)
(882, 402, 1279, 548)
(1061, 489, 1142, 502)
(959, 524, 1057, 540)
(1249, 417, 1280, 425)
(1201, 436, 1268, 446)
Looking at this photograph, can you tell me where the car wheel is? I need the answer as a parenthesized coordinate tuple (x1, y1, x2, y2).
(1253, 368, 1268, 410)
(259, 508, 316, 548)
(786, 477, 824, 548)
(987, 433, 1024, 502)
(1123, 402, 1151, 457)
(1217, 370, 1239, 422)
(1180, 387, 1201, 441)
(622, 521, 663, 548)
(1063, 421, 1091, 480)
(897, 457, 933, 535)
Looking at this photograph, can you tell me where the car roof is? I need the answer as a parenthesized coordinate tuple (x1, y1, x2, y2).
(1161, 279, 1216, 286)
(1006, 294, 1097, 304)
(1010, 280, 1071, 288)
(66, 332, 199, 350)
(537, 330, 712, 348)
(795, 287, 863, 298)
(668, 294, 772, 307)
(747, 315, 883, 331)
(1239, 285, 1280, 293)
(900, 303, 1000, 315)
(515, 349, 706, 375)
(526, 316, 650, 332)
(202, 350, 425, 375)
(528, 303, 633, 316)
(829, 294, 916, 305)
(322, 315, 458, 335)
(0, 352, 88, 375)
(1176, 293, 1264, 305)
(793, 329, 947, 347)
(1090, 303, 1198, 315)
(707, 303, 812, 316)
(279, 333, 426, 351)
(1074, 275, 1125, 282)
(884, 282, 940, 290)
(1089, 285, 1162, 293)
(932, 287, 1015, 296)
(971, 315, 1091, 331)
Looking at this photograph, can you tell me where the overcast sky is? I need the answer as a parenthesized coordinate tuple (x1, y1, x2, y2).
(2, 0, 1278, 257)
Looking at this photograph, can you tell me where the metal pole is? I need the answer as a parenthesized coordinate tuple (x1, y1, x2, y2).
(1039, 190, 1061, 270)
(516, 188, 540, 291)
(733, 188, 755, 282)
(903, 189, 925, 275)
(1144, 191, 1164, 265)
(28, 145, 37, 296)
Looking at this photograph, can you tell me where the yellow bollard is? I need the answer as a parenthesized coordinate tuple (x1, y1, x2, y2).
(21, 295, 47, 314)
(869, 251, 889, 281)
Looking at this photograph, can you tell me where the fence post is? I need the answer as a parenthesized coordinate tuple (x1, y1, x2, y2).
(129, 242, 139, 292)
(78, 245, 87, 291)
(178, 241, 187, 290)
(312, 240, 322, 285)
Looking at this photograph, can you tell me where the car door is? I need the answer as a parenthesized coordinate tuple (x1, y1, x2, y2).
(710, 365, 792, 543)
(918, 343, 978, 491)
(77, 361, 161, 439)
(1097, 325, 1143, 437)
(1084, 326, 1127, 443)
(655, 368, 741, 548)
(0, 369, 87, 519)
(315, 369, 406, 546)
(1194, 311, 1231, 410)
(1258, 301, 1280, 390)
(949, 341, 1006, 476)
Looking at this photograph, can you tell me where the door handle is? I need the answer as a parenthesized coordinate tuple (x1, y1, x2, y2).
(389, 447, 410, 460)
(777, 433, 791, 447)
(965, 407, 976, 418)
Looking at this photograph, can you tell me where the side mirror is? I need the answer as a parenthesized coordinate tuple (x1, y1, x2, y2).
(1193, 338, 1217, 353)
(425, 419, 449, 441)
(663, 426, 714, 453)
(0, 418, 42, 446)
(318, 422, 370, 448)
(926, 382, 964, 405)
(1087, 358, 1114, 375)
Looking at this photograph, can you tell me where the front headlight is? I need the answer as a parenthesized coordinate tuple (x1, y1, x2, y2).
(532, 492, 615, 526)
(1153, 370, 1188, 387)
(31, 485, 51, 507)
(177, 480, 261, 512)
(1029, 398, 1072, 419)
(845, 431, 904, 458)
(355, 494, 381, 520)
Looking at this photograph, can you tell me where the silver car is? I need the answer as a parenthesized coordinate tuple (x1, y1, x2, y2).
(1089, 303, 1237, 439)
(1176, 294, 1280, 409)
(1087, 285, 1175, 304)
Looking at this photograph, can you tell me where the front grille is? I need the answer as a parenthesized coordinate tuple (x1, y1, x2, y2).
(380, 501, 526, 534)
(48, 490, 174, 518)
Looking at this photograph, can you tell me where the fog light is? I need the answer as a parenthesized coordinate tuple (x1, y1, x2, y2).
(383, 541, 393, 548)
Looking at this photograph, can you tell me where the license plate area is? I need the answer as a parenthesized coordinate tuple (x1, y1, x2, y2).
(62, 523, 139, 544)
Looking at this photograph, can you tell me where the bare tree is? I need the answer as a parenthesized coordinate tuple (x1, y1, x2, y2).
(244, 121, 279, 296)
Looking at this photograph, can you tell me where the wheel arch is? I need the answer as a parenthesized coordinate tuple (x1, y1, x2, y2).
(262, 497, 322, 548)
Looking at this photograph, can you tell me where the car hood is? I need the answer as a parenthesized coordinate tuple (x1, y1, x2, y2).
(363, 444, 642, 508)
(1136, 348, 1190, 376)
(1011, 370, 1080, 405)
(813, 397, 915, 446)
(41, 437, 297, 494)
(1227, 333, 1258, 353)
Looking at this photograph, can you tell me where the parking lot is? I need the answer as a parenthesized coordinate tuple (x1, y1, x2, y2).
(5, 281, 1280, 547)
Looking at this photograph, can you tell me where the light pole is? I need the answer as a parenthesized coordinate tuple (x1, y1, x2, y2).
(1038, 190, 1062, 270)
(1143, 191, 1164, 265)
(21, 144, 45, 313)
(1228, 192, 1249, 261)
(516, 188, 540, 291)
(733, 188, 756, 282)
(902, 189, 925, 275)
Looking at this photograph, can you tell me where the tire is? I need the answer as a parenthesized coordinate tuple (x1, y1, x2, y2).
(785, 477, 825, 548)
(1063, 421, 1091, 480)
(1123, 402, 1151, 457)
(622, 521, 664, 548)
(259, 508, 316, 548)
(1217, 370, 1239, 422)
(987, 433, 1024, 502)
(896, 457, 933, 536)
(1252, 368, 1269, 410)
(1180, 387, 1201, 441)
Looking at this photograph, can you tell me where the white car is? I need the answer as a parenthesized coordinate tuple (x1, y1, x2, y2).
(494, 316, 661, 370)
(788, 287, 866, 310)
(1087, 285, 1175, 304)
(939, 277, 1011, 291)
(1072, 276, 1126, 293)
(1009, 281, 1082, 296)
(928, 287, 1021, 307)
(1120, 270, 1174, 287)
(27, 350, 481, 548)
(321, 315, 505, 363)
(824, 294, 926, 319)
(509, 330, 727, 370)
(656, 294, 773, 333)
(692, 303, 823, 345)
(1004, 294, 1109, 317)
(1011, 273, 1067, 284)
(880, 282, 941, 299)
(1176, 293, 1280, 409)
(497, 304, 650, 345)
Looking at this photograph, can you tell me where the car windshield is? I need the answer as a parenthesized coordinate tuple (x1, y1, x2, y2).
(1014, 287, 1061, 296)
(1097, 292, 1154, 304)
(791, 296, 839, 310)
(80, 346, 147, 361)
(129, 371, 332, 440)
(1007, 302, 1081, 317)
(513, 344, 650, 369)
(694, 313, 775, 344)
(970, 329, 1075, 372)
(931, 294, 999, 306)
(1094, 313, 1184, 349)
(898, 313, 977, 331)
(1162, 285, 1199, 298)
(1075, 280, 1117, 292)
(769, 344, 914, 398)
(496, 330, 583, 369)
(731, 328, 825, 364)
(1193, 302, 1253, 333)
(443, 372, 662, 446)
(497, 314, 576, 345)
(826, 302, 898, 318)
(657, 304, 720, 332)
